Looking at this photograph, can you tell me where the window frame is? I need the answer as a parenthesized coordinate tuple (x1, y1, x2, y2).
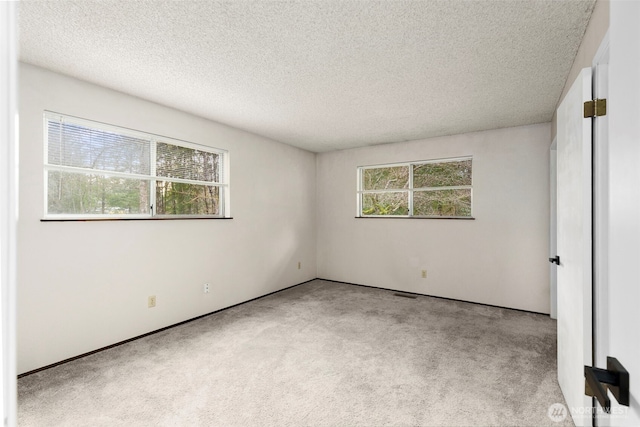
(43, 111, 230, 220)
(356, 156, 473, 219)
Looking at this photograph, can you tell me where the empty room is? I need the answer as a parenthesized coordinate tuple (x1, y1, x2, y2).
(2, 0, 639, 426)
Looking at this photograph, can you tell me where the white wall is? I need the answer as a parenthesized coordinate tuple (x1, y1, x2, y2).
(607, 2, 640, 422)
(317, 123, 551, 313)
(550, 140, 558, 319)
(17, 64, 317, 374)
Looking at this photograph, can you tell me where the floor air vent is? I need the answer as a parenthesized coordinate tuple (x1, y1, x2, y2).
(393, 293, 417, 299)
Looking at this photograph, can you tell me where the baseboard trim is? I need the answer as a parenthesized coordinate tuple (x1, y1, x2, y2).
(317, 278, 549, 316)
(19, 276, 548, 378)
(18, 278, 316, 378)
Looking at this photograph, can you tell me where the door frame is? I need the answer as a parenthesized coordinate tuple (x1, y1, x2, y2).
(0, 2, 18, 426)
(596, 1, 640, 424)
(550, 137, 558, 320)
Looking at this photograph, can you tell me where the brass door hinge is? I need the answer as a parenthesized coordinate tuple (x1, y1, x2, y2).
(584, 99, 607, 118)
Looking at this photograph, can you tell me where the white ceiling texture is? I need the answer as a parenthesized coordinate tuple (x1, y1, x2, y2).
(19, 0, 595, 153)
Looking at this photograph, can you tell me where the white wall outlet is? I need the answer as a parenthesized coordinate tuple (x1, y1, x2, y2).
(298, 261, 301, 270)
(148, 295, 156, 308)
(421, 270, 427, 279)
(203, 283, 210, 293)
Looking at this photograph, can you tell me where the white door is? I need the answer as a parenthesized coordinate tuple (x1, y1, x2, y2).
(556, 67, 593, 427)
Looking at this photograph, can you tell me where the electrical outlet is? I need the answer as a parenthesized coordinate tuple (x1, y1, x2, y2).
(298, 261, 301, 270)
(421, 270, 427, 279)
(148, 295, 156, 308)
(203, 283, 210, 293)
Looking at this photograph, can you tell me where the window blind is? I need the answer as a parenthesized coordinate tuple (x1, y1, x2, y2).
(47, 117, 151, 175)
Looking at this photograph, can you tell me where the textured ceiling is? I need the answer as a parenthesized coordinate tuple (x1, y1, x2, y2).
(19, 0, 595, 152)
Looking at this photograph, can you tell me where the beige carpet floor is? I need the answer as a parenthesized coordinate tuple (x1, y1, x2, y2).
(18, 279, 574, 426)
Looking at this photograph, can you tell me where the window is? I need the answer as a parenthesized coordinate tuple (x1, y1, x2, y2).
(357, 157, 472, 218)
(44, 112, 228, 219)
